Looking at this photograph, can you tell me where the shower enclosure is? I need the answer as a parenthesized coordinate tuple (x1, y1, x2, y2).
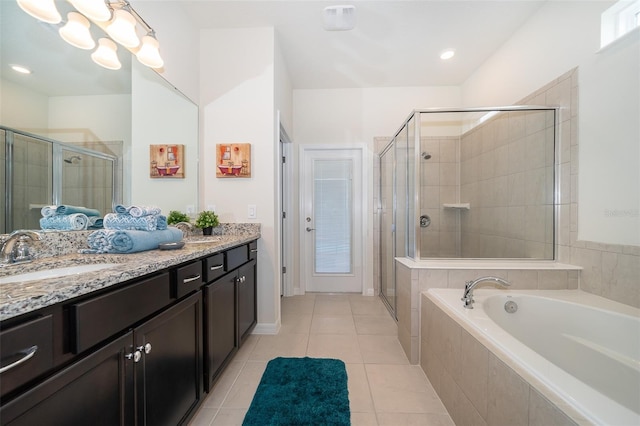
(378, 107, 557, 316)
(1, 126, 119, 233)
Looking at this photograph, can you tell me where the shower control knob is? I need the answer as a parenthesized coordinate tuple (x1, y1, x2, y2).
(420, 215, 431, 228)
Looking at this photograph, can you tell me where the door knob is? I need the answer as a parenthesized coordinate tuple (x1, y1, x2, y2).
(306, 227, 315, 232)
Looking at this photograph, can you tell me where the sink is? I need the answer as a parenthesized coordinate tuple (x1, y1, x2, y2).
(0, 263, 119, 285)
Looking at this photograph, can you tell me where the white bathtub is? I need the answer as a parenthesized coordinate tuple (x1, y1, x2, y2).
(426, 288, 640, 426)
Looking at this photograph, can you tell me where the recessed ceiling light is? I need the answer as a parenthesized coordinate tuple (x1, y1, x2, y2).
(440, 49, 455, 60)
(11, 64, 32, 74)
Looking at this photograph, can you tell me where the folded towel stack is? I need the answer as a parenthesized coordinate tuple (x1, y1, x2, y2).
(83, 227, 183, 254)
(104, 205, 167, 232)
(82, 205, 180, 254)
(39, 204, 102, 231)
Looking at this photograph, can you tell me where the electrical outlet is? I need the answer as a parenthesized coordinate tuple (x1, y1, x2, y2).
(207, 204, 216, 212)
(248, 204, 257, 219)
(186, 205, 195, 214)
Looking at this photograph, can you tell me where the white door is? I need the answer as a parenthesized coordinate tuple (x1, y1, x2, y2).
(301, 147, 363, 293)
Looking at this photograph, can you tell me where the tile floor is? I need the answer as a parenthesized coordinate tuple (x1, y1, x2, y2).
(189, 293, 455, 426)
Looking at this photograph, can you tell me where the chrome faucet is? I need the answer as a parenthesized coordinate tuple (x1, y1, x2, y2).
(0, 230, 43, 265)
(461, 276, 511, 309)
(174, 222, 194, 238)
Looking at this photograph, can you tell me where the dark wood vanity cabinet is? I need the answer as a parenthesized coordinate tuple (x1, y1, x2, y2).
(0, 239, 257, 424)
(1, 292, 202, 426)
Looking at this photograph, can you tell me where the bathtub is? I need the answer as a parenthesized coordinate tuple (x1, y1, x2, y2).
(425, 288, 640, 426)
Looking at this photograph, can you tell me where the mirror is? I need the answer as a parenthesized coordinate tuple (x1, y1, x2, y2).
(0, 0, 198, 233)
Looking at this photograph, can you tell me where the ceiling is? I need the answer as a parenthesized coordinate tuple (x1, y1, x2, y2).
(0, 1, 548, 96)
(180, 0, 548, 89)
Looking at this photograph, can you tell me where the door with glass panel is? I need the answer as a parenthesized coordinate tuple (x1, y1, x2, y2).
(302, 148, 363, 293)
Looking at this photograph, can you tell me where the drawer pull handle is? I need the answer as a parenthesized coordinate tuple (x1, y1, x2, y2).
(250, 249, 258, 253)
(210, 265, 224, 271)
(183, 274, 201, 284)
(0, 345, 38, 373)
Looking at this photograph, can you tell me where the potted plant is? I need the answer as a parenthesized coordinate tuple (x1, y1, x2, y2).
(195, 210, 219, 235)
(167, 210, 190, 225)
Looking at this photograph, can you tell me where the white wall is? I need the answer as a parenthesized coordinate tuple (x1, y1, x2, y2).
(462, 0, 639, 246)
(292, 86, 461, 294)
(0, 79, 49, 130)
(135, 1, 200, 104)
(131, 61, 199, 215)
(200, 27, 279, 331)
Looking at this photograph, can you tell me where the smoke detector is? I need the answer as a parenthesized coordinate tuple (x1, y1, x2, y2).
(323, 5, 356, 31)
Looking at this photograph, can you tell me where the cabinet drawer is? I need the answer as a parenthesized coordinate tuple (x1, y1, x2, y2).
(226, 245, 248, 271)
(173, 260, 203, 298)
(70, 273, 171, 354)
(1, 315, 54, 397)
(204, 253, 225, 283)
(249, 240, 258, 260)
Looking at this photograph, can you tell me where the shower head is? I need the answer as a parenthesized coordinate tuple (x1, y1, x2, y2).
(64, 155, 82, 164)
(421, 152, 432, 160)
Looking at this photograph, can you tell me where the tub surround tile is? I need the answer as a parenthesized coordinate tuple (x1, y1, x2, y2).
(529, 388, 577, 426)
(459, 329, 490, 420)
(487, 355, 530, 426)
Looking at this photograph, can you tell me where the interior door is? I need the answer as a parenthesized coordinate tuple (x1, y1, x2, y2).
(302, 147, 363, 293)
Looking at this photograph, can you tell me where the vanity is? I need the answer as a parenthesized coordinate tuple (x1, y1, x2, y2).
(0, 228, 259, 425)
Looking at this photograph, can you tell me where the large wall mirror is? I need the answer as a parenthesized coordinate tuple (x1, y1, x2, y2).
(0, 0, 198, 234)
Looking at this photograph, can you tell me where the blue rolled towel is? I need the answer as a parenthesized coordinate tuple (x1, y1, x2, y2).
(88, 217, 104, 229)
(40, 213, 89, 230)
(55, 205, 101, 217)
(113, 204, 161, 217)
(103, 213, 167, 231)
(85, 227, 182, 254)
(41, 205, 57, 217)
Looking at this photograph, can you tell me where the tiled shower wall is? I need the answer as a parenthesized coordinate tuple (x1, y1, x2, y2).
(459, 110, 555, 259)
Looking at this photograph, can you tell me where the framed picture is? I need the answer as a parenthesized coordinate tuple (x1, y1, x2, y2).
(150, 144, 185, 178)
(216, 143, 251, 178)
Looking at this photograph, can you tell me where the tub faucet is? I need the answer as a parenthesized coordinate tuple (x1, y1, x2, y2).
(0, 230, 43, 266)
(461, 276, 511, 309)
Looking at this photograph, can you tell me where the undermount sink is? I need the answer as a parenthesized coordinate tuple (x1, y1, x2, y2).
(0, 263, 119, 285)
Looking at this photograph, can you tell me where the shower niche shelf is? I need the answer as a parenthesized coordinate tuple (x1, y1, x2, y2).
(442, 203, 470, 210)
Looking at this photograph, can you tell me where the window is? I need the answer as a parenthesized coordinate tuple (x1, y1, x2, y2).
(601, 0, 640, 48)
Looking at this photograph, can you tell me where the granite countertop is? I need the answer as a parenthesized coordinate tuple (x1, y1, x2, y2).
(0, 230, 260, 322)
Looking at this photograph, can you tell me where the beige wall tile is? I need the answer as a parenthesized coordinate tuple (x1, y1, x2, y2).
(458, 329, 489, 420)
(529, 388, 577, 426)
(487, 355, 529, 426)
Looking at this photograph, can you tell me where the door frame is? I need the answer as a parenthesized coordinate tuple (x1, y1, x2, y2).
(298, 144, 367, 294)
(278, 123, 294, 297)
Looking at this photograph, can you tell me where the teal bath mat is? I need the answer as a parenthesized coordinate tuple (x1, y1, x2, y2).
(243, 357, 350, 426)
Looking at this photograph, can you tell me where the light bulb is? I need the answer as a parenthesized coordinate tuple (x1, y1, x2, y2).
(106, 9, 140, 48)
(68, 0, 111, 22)
(91, 38, 121, 70)
(16, 0, 61, 24)
(440, 49, 455, 60)
(136, 35, 164, 68)
(59, 12, 95, 50)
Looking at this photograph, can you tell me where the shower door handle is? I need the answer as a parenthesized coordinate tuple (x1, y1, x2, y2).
(306, 227, 315, 232)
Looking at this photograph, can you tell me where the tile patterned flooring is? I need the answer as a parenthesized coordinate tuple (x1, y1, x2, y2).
(189, 293, 454, 425)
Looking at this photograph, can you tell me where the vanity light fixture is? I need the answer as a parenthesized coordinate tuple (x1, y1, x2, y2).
(91, 38, 122, 70)
(15, 0, 164, 71)
(68, 0, 112, 22)
(59, 12, 96, 50)
(106, 8, 140, 48)
(16, 0, 61, 24)
(136, 34, 164, 68)
(440, 49, 455, 60)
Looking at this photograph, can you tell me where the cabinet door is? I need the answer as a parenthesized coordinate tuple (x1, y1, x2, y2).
(204, 271, 237, 391)
(0, 332, 134, 426)
(237, 259, 257, 343)
(135, 292, 202, 426)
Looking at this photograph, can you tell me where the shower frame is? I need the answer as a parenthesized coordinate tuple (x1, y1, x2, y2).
(2, 126, 119, 232)
(378, 106, 559, 316)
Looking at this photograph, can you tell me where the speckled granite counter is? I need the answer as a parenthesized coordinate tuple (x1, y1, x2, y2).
(0, 224, 260, 322)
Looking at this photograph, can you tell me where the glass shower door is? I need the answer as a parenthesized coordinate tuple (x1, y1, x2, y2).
(379, 145, 395, 315)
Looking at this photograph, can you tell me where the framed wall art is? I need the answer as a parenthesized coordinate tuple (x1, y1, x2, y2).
(216, 143, 251, 178)
(150, 144, 185, 178)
